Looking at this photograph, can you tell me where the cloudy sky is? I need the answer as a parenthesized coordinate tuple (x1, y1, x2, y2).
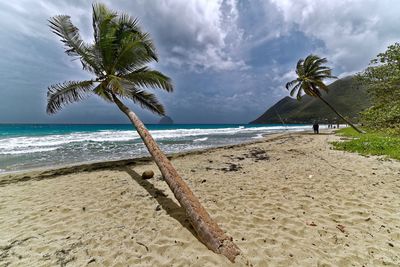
(0, 0, 399, 124)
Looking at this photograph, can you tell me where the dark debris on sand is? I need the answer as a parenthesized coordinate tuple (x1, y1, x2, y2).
(222, 148, 270, 162)
(204, 148, 270, 173)
(220, 163, 242, 172)
(245, 148, 270, 162)
(205, 163, 242, 172)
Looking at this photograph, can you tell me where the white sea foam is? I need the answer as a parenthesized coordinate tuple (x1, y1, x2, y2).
(252, 133, 264, 139)
(0, 131, 139, 154)
(0, 125, 312, 155)
(193, 137, 208, 142)
(2, 146, 61, 155)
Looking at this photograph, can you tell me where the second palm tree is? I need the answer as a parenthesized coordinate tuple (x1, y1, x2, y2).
(286, 54, 365, 133)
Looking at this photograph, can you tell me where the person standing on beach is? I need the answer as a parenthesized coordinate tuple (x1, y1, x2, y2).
(313, 122, 319, 134)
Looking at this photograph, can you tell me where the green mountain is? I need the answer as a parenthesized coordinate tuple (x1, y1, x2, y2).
(250, 76, 370, 124)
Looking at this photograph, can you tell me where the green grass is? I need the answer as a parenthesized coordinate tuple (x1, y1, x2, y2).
(332, 127, 400, 160)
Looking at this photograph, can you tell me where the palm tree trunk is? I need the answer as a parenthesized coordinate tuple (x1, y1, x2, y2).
(317, 95, 365, 134)
(111, 94, 241, 262)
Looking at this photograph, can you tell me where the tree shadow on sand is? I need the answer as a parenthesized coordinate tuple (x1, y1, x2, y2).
(123, 167, 201, 242)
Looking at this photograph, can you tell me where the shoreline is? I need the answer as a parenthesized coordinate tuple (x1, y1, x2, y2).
(0, 131, 293, 185)
(0, 125, 322, 176)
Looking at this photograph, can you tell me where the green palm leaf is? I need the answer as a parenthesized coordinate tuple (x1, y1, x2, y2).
(48, 16, 101, 75)
(47, 80, 94, 114)
(47, 3, 172, 116)
(113, 39, 157, 75)
(289, 82, 301, 97)
(93, 81, 113, 102)
(286, 54, 336, 98)
(285, 79, 298, 90)
(106, 76, 165, 115)
(122, 67, 173, 92)
(92, 3, 117, 44)
(124, 88, 165, 115)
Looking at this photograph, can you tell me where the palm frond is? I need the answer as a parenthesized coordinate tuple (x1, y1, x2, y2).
(116, 13, 141, 36)
(122, 67, 173, 92)
(289, 54, 337, 99)
(313, 57, 328, 66)
(136, 32, 157, 61)
(49, 15, 85, 57)
(286, 79, 299, 90)
(47, 3, 171, 117)
(92, 3, 119, 72)
(313, 80, 330, 92)
(49, 15, 101, 75)
(310, 84, 322, 96)
(123, 87, 165, 115)
(303, 54, 320, 71)
(308, 58, 328, 75)
(295, 59, 305, 77)
(93, 81, 113, 102)
(301, 81, 314, 97)
(92, 3, 158, 75)
(92, 3, 117, 43)
(290, 82, 301, 97)
(313, 68, 332, 76)
(111, 23, 157, 74)
(105, 74, 167, 115)
(113, 39, 156, 75)
(47, 80, 94, 114)
(313, 74, 337, 80)
(296, 85, 303, 100)
(108, 76, 128, 96)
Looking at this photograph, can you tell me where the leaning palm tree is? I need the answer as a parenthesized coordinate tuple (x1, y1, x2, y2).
(46, 3, 240, 262)
(286, 54, 365, 133)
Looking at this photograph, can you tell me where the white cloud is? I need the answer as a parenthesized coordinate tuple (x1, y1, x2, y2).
(269, 0, 400, 73)
(104, 0, 247, 72)
(0, 0, 247, 72)
(0, 1, 91, 39)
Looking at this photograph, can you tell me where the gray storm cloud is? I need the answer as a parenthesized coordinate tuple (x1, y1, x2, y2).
(0, 0, 399, 123)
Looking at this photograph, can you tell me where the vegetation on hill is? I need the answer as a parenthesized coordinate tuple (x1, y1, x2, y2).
(251, 76, 370, 124)
(357, 43, 400, 135)
(332, 128, 400, 160)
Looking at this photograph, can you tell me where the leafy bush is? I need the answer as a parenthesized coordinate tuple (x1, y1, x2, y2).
(332, 128, 400, 160)
(361, 104, 400, 134)
(357, 43, 400, 134)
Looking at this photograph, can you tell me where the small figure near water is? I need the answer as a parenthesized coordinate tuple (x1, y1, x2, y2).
(313, 122, 319, 134)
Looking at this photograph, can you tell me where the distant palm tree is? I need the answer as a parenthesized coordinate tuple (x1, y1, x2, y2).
(46, 3, 240, 261)
(286, 54, 364, 133)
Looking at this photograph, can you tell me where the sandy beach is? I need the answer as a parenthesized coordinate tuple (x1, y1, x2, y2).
(1, 130, 399, 266)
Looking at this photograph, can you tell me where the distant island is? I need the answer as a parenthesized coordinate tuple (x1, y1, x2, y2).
(159, 116, 174, 124)
(250, 76, 370, 124)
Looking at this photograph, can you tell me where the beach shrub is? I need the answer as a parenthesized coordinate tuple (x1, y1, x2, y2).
(357, 43, 400, 135)
(332, 128, 400, 160)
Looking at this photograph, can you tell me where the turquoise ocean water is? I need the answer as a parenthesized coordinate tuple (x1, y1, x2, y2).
(0, 124, 315, 173)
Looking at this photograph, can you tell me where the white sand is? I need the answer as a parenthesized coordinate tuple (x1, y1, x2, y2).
(0, 131, 399, 266)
